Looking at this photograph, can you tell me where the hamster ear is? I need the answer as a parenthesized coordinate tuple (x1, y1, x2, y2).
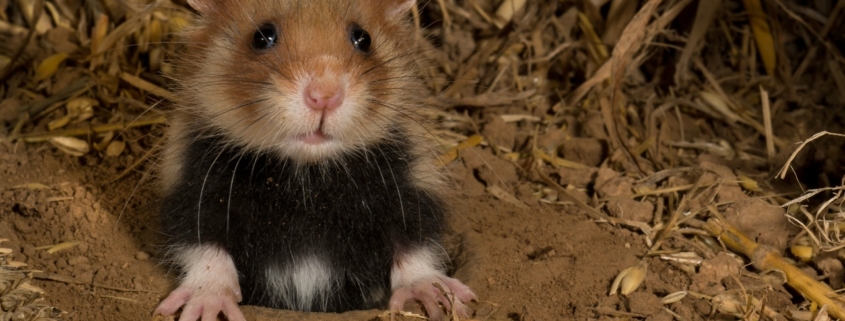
(384, 0, 416, 19)
(187, 0, 216, 15)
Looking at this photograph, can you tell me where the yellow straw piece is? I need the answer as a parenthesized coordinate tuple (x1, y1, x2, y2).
(742, 0, 776, 75)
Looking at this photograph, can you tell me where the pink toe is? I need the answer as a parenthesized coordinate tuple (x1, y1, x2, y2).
(414, 285, 447, 321)
(388, 287, 414, 311)
(420, 297, 444, 321)
(223, 299, 247, 321)
(179, 303, 202, 321)
(201, 304, 219, 321)
(155, 288, 192, 316)
(454, 302, 472, 319)
(444, 277, 477, 302)
(428, 286, 452, 311)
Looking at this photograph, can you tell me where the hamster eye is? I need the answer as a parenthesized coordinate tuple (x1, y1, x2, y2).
(252, 24, 278, 50)
(349, 24, 371, 54)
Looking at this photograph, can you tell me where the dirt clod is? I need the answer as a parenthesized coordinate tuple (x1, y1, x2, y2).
(627, 291, 662, 316)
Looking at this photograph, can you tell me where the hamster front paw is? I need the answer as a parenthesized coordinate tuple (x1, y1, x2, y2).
(388, 275, 476, 321)
(389, 248, 476, 321)
(155, 245, 245, 321)
(155, 285, 244, 321)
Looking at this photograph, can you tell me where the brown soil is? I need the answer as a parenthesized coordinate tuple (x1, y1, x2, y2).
(0, 135, 800, 321)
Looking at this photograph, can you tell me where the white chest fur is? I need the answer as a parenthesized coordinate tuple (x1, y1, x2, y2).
(265, 255, 336, 311)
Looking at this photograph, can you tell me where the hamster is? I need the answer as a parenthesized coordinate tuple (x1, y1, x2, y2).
(152, 1, 476, 321)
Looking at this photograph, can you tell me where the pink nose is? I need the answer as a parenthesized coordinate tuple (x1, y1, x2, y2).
(305, 82, 344, 110)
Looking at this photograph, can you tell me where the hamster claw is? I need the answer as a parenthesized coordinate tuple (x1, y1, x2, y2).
(388, 275, 476, 321)
(154, 285, 245, 321)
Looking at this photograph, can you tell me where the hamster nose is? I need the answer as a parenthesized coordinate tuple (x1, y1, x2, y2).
(305, 82, 344, 110)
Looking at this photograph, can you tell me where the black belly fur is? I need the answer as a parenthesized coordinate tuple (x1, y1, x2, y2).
(160, 132, 444, 312)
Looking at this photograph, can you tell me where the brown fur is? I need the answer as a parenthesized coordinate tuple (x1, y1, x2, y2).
(165, 0, 425, 161)
(161, 0, 443, 194)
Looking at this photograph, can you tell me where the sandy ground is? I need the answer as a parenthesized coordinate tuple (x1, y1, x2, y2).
(1, 133, 804, 321)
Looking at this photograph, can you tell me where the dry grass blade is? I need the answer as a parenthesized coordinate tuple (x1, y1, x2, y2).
(439, 134, 482, 164)
(33, 52, 67, 81)
(22, 77, 91, 116)
(601, 0, 637, 46)
(0, 245, 64, 320)
(492, 0, 526, 29)
(536, 166, 653, 233)
(0, 0, 41, 81)
(44, 241, 80, 254)
(675, 0, 722, 84)
(32, 272, 158, 293)
(486, 185, 528, 209)
(661, 291, 688, 304)
(119, 72, 174, 101)
(759, 86, 774, 159)
(742, 0, 777, 75)
(17, 116, 166, 143)
(432, 89, 536, 108)
(109, 136, 163, 183)
(777, 131, 845, 180)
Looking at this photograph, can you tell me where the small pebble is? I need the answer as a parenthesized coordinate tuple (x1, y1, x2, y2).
(56, 258, 68, 270)
(135, 251, 150, 261)
(13, 219, 33, 233)
(133, 276, 145, 289)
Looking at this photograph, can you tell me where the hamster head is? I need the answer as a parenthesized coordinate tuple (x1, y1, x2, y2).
(176, 0, 425, 164)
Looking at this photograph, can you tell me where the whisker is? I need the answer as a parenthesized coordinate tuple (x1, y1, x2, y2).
(197, 145, 228, 243)
(226, 153, 246, 243)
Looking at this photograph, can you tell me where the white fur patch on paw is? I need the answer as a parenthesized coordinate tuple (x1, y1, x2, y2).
(389, 248, 476, 321)
(155, 245, 245, 321)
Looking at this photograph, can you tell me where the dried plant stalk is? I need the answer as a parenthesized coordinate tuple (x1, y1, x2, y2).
(704, 216, 845, 319)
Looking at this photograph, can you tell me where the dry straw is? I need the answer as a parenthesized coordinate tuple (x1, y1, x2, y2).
(3, 0, 845, 319)
(0, 240, 64, 320)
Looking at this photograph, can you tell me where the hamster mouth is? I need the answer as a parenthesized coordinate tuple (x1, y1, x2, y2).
(298, 130, 330, 145)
